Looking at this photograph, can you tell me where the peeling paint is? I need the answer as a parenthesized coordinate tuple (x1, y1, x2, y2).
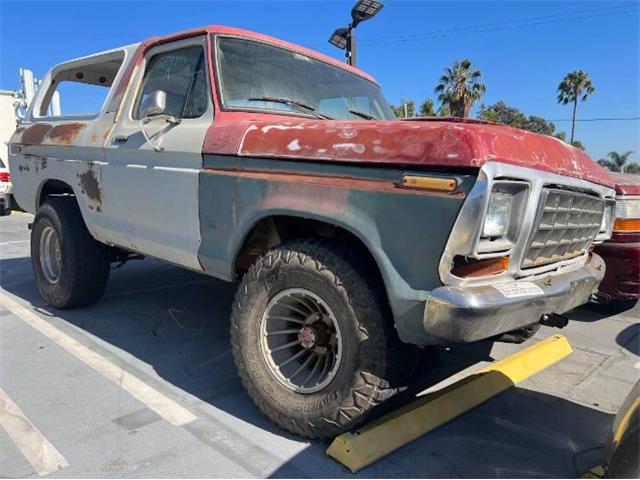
(223, 118, 612, 188)
(16, 122, 87, 146)
(21, 124, 52, 145)
(261, 124, 304, 133)
(333, 143, 365, 154)
(47, 123, 86, 145)
(78, 164, 102, 211)
(286, 139, 301, 151)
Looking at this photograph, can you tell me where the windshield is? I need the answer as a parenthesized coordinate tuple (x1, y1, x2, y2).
(216, 37, 395, 121)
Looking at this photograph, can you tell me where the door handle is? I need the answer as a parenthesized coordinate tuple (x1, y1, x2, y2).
(111, 134, 129, 143)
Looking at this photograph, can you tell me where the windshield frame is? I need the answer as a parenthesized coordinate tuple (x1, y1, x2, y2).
(212, 34, 390, 120)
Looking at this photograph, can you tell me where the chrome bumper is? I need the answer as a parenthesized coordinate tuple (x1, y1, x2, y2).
(423, 253, 605, 343)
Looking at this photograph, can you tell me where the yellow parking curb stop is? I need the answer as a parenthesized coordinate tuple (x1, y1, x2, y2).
(581, 464, 605, 478)
(326, 334, 573, 473)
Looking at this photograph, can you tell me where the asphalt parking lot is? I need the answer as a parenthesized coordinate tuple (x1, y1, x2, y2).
(1, 212, 638, 478)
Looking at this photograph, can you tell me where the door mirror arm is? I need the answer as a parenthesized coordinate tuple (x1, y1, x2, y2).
(139, 90, 181, 151)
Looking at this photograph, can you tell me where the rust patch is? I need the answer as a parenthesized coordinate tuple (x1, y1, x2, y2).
(262, 180, 350, 217)
(48, 123, 86, 145)
(21, 124, 52, 145)
(78, 165, 102, 211)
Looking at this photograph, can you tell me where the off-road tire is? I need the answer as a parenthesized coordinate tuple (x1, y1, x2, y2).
(496, 323, 541, 344)
(230, 238, 402, 438)
(31, 197, 110, 308)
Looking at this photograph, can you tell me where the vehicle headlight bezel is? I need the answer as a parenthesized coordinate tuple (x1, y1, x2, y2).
(476, 181, 529, 255)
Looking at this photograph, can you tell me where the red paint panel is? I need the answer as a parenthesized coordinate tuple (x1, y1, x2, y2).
(205, 116, 612, 187)
(595, 240, 640, 300)
(104, 25, 611, 189)
(609, 172, 640, 195)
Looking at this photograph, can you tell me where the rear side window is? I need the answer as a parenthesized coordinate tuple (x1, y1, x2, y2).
(133, 46, 208, 120)
(38, 52, 125, 117)
(51, 82, 110, 116)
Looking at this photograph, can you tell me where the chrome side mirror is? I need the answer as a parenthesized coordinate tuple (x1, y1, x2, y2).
(140, 90, 166, 119)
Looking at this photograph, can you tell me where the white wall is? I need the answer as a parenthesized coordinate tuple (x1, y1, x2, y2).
(0, 91, 17, 167)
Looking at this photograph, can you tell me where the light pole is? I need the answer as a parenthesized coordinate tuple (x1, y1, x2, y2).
(328, 0, 384, 68)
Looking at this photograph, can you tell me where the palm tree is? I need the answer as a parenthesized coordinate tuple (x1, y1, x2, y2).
(557, 70, 595, 143)
(435, 59, 486, 118)
(419, 98, 436, 116)
(598, 150, 634, 172)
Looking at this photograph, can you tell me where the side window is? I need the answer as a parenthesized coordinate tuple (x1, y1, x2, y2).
(133, 46, 208, 120)
(38, 52, 125, 117)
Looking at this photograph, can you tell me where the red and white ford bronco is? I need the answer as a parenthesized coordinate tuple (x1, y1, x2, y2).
(8, 26, 616, 438)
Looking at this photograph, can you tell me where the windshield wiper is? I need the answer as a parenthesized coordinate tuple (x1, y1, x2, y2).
(348, 109, 376, 120)
(247, 97, 332, 119)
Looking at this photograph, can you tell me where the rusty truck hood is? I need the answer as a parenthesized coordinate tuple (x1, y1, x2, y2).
(204, 115, 612, 188)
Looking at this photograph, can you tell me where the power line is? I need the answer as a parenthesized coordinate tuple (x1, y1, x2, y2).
(311, 3, 638, 48)
(363, 3, 638, 45)
(547, 117, 640, 122)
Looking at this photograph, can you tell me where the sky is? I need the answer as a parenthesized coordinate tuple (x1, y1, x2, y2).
(1, 0, 638, 163)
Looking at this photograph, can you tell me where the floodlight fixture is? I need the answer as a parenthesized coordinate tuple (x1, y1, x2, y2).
(328, 0, 384, 67)
(329, 28, 349, 50)
(351, 0, 384, 26)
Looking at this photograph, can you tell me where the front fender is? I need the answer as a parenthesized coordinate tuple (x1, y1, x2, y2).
(197, 162, 474, 343)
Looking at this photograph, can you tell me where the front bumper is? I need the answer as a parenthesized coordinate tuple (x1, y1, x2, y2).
(423, 253, 605, 343)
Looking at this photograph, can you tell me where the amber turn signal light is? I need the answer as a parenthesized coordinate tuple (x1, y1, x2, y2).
(613, 218, 640, 232)
(451, 256, 510, 278)
(401, 175, 457, 192)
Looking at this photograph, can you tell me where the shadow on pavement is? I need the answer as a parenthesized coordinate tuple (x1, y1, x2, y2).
(572, 300, 639, 323)
(0, 255, 616, 477)
(617, 323, 640, 355)
(269, 385, 613, 478)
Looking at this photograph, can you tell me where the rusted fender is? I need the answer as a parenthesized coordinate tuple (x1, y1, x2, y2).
(203, 116, 613, 188)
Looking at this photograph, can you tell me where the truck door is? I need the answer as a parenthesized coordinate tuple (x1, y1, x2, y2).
(104, 35, 212, 270)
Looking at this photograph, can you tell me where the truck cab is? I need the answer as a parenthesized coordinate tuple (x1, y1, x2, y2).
(8, 26, 616, 438)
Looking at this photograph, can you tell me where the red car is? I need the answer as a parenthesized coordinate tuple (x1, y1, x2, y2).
(595, 172, 640, 302)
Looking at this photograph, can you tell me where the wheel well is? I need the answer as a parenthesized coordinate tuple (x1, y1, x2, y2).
(38, 179, 75, 206)
(235, 216, 385, 289)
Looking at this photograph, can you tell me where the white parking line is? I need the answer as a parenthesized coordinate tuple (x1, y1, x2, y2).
(0, 240, 30, 246)
(0, 386, 69, 476)
(0, 291, 197, 427)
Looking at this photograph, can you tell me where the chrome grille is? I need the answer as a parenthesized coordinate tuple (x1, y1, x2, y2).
(522, 188, 604, 269)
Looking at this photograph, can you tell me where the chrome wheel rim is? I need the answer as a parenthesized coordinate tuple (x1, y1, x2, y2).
(39, 225, 61, 284)
(260, 288, 343, 394)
